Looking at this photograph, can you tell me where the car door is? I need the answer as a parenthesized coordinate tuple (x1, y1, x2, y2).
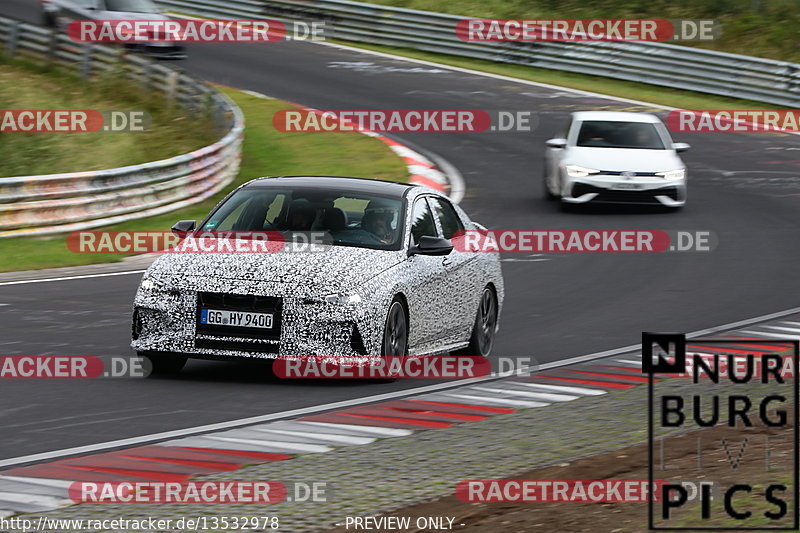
(403, 196, 449, 353)
(427, 196, 476, 345)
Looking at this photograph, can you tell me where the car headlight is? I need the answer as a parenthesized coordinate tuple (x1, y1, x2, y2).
(656, 169, 686, 180)
(140, 278, 164, 292)
(565, 165, 601, 178)
(324, 293, 363, 306)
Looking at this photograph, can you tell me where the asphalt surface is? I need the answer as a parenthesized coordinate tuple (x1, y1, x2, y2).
(2, 0, 800, 460)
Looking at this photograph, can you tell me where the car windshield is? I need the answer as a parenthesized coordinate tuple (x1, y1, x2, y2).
(576, 121, 666, 149)
(199, 186, 405, 251)
(102, 0, 160, 13)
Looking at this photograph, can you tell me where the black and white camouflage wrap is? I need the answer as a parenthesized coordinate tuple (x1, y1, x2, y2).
(131, 181, 504, 360)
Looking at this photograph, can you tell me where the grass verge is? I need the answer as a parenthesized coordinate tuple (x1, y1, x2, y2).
(0, 56, 216, 177)
(1, 87, 407, 273)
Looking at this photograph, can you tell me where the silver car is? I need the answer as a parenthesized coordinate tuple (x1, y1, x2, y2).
(41, 0, 187, 59)
(131, 176, 504, 374)
(543, 111, 690, 208)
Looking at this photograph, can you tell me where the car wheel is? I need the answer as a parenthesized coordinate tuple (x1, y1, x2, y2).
(139, 351, 187, 376)
(382, 299, 408, 357)
(378, 299, 407, 382)
(460, 286, 498, 357)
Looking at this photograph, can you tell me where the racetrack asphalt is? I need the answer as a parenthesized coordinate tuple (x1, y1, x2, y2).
(1, 0, 799, 461)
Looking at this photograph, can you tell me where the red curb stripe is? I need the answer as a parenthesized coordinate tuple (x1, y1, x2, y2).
(409, 400, 516, 414)
(537, 375, 634, 389)
(117, 455, 241, 472)
(597, 365, 644, 373)
(173, 447, 292, 461)
(61, 465, 189, 481)
(730, 336, 795, 347)
(345, 405, 472, 420)
(113, 445, 264, 465)
(298, 413, 431, 429)
(567, 370, 650, 383)
(403, 157, 434, 168)
(409, 174, 445, 191)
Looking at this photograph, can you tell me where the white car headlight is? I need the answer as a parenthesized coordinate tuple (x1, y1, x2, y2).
(324, 293, 363, 306)
(565, 165, 600, 178)
(140, 278, 164, 292)
(657, 169, 686, 180)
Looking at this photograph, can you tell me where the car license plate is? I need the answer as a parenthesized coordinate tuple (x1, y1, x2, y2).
(612, 182, 641, 190)
(200, 309, 273, 328)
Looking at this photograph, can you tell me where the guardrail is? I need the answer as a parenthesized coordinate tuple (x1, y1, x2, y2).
(0, 15, 244, 238)
(156, 0, 800, 107)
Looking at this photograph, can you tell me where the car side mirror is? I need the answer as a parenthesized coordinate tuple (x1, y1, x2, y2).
(673, 142, 691, 153)
(408, 236, 453, 257)
(546, 138, 567, 149)
(171, 220, 196, 237)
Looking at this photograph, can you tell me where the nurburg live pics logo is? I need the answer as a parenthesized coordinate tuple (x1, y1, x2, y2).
(644, 332, 799, 530)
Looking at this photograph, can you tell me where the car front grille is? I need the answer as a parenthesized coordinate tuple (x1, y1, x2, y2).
(572, 183, 679, 204)
(195, 292, 282, 352)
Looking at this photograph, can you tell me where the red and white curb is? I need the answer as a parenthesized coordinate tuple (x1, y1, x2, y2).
(236, 89, 454, 197)
(1, 315, 797, 517)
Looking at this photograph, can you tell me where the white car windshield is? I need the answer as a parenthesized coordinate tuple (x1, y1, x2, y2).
(576, 121, 666, 150)
(199, 187, 405, 251)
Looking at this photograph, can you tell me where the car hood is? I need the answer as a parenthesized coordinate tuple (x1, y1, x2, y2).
(566, 147, 684, 173)
(147, 244, 405, 293)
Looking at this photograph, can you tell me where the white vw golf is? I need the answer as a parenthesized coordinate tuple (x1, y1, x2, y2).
(543, 111, 690, 208)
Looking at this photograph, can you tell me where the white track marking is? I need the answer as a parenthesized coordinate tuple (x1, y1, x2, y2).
(0, 270, 145, 287)
(506, 382, 607, 396)
(470, 386, 577, 402)
(295, 422, 412, 437)
(245, 427, 374, 445)
(434, 393, 549, 408)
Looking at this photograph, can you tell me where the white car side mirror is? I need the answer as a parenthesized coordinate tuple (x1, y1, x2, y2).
(673, 142, 691, 153)
(546, 138, 567, 149)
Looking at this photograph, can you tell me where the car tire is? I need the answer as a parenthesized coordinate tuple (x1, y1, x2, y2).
(378, 299, 408, 382)
(457, 286, 498, 357)
(139, 351, 187, 376)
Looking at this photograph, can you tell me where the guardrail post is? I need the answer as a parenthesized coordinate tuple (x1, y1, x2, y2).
(46, 28, 59, 63)
(5, 21, 20, 58)
(165, 70, 179, 107)
(80, 44, 93, 79)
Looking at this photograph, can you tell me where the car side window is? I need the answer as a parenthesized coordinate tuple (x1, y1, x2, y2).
(428, 197, 464, 240)
(410, 198, 437, 245)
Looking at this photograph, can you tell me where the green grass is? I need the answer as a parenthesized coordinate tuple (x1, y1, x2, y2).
(0, 57, 216, 177)
(0, 88, 407, 272)
(367, 0, 800, 63)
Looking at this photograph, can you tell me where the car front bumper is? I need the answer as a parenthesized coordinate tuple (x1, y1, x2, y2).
(563, 174, 686, 206)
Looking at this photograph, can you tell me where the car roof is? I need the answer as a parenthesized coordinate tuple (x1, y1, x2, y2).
(245, 176, 417, 198)
(571, 111, 662, 123)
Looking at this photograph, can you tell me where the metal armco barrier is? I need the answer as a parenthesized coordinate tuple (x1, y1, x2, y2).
(155, 0, 800, 107)
(0, 16, 244, 238)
